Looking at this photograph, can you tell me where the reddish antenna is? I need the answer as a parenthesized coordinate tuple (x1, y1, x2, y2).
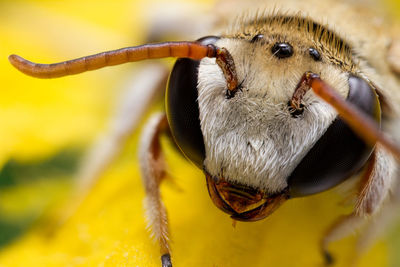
(9, 42, 218, 79)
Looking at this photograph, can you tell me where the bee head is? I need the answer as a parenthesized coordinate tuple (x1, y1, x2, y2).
(167, 18, 381, 220)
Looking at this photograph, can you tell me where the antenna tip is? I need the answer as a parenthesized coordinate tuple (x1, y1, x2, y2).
(8, 54, 42, 78)
(8, 54, 27, 72)
(8, 54, 18, 65)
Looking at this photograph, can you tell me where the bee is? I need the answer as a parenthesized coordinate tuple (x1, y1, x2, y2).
(8, 0, 400, 266)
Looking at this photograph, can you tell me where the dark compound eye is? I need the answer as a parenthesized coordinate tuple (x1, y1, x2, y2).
(271, 42, 294, 59)
(166, 35, 220, 169)
(309, 48, 322, 61)
(251, 34, 264, 43)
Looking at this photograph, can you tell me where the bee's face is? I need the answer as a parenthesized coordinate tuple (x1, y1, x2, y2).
(198, 35, 346, 184)
(194, 17, 380, 220)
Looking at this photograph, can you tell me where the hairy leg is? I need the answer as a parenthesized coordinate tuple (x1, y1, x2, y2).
(139, 113, 172, 267)
(321, 146, 397, 264)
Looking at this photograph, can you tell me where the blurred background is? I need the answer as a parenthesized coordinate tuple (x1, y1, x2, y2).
(1, 0, 400, 266)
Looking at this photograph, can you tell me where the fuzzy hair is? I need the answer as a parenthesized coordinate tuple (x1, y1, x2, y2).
(198, 31, 350, 193)
(195, 0, 400, 193)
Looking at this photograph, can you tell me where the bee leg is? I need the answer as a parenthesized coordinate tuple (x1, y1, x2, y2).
(354, 199, 398, 260)
(51, 64, 168, 232)
(354, 155, 400, 259)
(321, 146, 397, 265)
(321, 214, 366, 265)
(139, 113, 172, 267)
(354, 146, 397, 217)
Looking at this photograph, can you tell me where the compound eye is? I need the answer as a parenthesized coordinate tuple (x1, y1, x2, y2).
(166, 36, 220, 168)
(287, 74, 381, 197)
(271, 42, 294, 59)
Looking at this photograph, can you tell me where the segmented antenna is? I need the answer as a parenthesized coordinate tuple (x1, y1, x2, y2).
(8, 42, 217, 79)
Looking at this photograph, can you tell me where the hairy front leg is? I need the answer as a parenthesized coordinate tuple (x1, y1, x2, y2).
(139, 113, 173, 267)
(321, 146, 397, 265)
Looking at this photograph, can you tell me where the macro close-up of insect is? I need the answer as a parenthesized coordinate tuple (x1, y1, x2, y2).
(3, 0, 400, 266)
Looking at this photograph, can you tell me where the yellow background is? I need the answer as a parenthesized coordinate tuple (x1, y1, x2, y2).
(0, 0, 400, 266)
